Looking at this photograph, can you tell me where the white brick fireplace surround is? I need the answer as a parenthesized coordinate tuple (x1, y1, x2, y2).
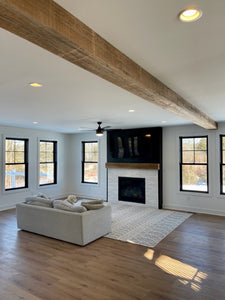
(106, 164, 159, 208)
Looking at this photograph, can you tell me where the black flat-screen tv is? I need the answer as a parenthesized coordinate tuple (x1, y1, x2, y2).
(107, 127, 162, 163)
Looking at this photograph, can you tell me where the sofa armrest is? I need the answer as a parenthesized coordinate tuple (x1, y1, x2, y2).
(81, 205, 112, 245)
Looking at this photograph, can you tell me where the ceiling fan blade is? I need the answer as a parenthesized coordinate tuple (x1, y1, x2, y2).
(78, 127, 95, 131)
(102, 126, 111, 129)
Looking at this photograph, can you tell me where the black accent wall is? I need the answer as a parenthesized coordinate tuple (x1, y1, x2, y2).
(107, 127, 163, 209)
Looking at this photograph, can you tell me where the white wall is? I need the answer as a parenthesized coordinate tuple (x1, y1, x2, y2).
(0, 125, 70, 211)
(163, 122, 225, 216)
(3, 121, 225, 216)
(67, 132, 107, 200)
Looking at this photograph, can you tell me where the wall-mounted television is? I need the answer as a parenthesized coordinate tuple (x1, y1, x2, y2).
(107, 127, 162, 163)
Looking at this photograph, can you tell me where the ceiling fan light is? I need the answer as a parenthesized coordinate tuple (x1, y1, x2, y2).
(96, 129, 103, 136)
(96, 127, 103, 136)
(96, 132, 103, 137)
(96, 121, 104, 136)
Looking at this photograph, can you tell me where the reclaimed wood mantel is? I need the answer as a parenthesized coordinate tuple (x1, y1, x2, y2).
(105, 163, 160, 170)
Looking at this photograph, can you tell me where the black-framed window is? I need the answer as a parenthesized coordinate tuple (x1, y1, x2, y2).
(39, 140, 57, 186)
(179, 136, 208, 193)
(5, 138, 28, 190)
(82, 141, 98, 184)
(220, 135, 225, 194)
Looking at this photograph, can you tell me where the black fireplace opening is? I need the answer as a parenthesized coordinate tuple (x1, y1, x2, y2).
(118, 176, 145, 204)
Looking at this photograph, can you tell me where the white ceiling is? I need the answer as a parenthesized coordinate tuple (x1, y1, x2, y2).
(1, 0, 225, 133)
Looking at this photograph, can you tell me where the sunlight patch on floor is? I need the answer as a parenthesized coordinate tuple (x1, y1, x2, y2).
(154, 255, 208, 292)
(144, 250, 208, 293)
(144, 249, 155, 260)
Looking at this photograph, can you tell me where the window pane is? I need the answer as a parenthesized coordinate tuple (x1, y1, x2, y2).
(46, 142, 54, 151)
(222, 137, 225, 151)
(46, 152, 53, 162)
(195, 138, 207, 150)
(84, 163, 98, 183)
(223, 151, 225, 163)
(5, 164, 26, 189)
(40, 142, 45, 151)
(40, 152, 46, 163)
(15, 140, 25, 151)
(222, 166, 225, 194)
(5, 140, 14, 151)
(85, 143, 97, 153)
(15, 151, 24, 163)
(5, 151, 14, 163)
(182, 151, 194, 163)
(85, 151, 98, 161)
(182, 165, 207, 192)
(182, 138, 194, 150)
(40, 142, 54, 162)
(195, 151, 207, 163)
(39, 163, 54, 185)
(84, 143, 98, 162)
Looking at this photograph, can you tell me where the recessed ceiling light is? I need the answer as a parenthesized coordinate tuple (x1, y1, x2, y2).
(128, 109, 135, 113)
(29, 82, 42, 87)
(32, 121, 38, 124)
(161, 120, 167, 124)
(179, 8, 202, 22)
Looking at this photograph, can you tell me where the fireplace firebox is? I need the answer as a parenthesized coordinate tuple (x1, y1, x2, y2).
(118, 176, 145, 204)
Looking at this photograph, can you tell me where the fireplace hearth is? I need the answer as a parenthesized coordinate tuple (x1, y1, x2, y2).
(118, 176, 145, 204)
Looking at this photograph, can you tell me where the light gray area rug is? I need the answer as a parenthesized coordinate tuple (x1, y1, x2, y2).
(106, 203, 192, 248)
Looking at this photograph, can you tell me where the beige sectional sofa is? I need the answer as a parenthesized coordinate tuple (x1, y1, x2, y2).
(16, 202, 111, 246)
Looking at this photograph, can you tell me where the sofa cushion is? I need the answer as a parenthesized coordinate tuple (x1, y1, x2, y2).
(25, 196, 53, 207)
(53, 200, 87, 213)
(81, 201, 104, 210)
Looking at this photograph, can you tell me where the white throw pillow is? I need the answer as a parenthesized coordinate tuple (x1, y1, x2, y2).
(81, 202, 104, 210)
(53, 200, 87, 213)
(25, 196, 53, 207)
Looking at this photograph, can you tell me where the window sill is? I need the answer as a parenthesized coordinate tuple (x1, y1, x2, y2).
(80, 182, 99, 187)
(38, 184, 58, 189)
(176, 190, 211, 198)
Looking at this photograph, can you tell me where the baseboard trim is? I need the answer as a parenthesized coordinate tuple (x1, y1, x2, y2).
(0, 204, 16, 212)
(164, 204, 225, 217)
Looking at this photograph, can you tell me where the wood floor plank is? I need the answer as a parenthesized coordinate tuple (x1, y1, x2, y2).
(0, 209, 225, 299)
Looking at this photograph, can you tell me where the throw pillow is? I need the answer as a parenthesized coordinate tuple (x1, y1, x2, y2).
(25, 196, 53, 207)
(81, 202, 104, 210)
(53, 200, 87, 213)
(81, 200, 104, 205)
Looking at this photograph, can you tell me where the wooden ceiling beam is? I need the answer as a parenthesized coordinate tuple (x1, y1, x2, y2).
(0, 0, 217, 129)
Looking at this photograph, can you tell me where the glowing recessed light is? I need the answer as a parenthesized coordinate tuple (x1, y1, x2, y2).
(29, 82, 42, 87)
(161, 120, 167, 124)
(128, 109, 135, 113)
(32, 121, 38, 124)
(179, 8, 202, 22)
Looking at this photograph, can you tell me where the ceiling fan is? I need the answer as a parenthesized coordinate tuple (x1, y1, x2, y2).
(79, 122, 111, 136)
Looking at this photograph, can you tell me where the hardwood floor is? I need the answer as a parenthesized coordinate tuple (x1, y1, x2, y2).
(0, 209, 225, 300)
